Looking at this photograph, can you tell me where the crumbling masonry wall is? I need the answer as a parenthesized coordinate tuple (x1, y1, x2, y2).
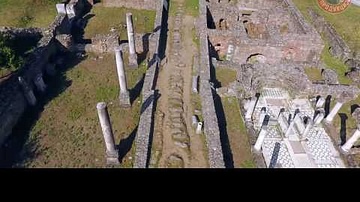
(134, 0, 168, 168)
(206, 0, 324, 65)
(198, 0, 226, 168)
(101, 0, 157, 10)
(307, 8, 352, 62)
(0, 0, 83, 147)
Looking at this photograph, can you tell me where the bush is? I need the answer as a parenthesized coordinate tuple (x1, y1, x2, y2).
(0, 35, 24, 71)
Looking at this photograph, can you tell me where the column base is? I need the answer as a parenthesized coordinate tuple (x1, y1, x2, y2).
(128, 54, 138, 68)
(340, 146, 351, 155)
(106, 150, 120, 165)
(120, 91, 131, 108)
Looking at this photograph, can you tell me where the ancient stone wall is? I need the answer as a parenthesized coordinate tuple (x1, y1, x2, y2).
(0, 1, 84, 147)
(206, 0, 324, 65)
(101, 0, 157, 10)
(308, 8, 351, 62)
(198, 0, 226, 168)
(134, 0, 167, 168)
(0, 27, 43, 39)
(234, 62, 360, 100)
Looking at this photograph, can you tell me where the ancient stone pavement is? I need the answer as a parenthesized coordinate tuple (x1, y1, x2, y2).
(151, 0, 207, 168)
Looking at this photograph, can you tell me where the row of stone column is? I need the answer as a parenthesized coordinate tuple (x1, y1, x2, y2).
(95, 13, 140, 165)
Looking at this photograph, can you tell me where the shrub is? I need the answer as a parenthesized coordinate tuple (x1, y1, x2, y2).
(0, 35, 24, 71)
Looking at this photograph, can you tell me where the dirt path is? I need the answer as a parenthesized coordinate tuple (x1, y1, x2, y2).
(152, 0, 207, 168)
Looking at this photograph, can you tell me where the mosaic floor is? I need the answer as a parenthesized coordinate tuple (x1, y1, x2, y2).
(250, 88, 345, 168)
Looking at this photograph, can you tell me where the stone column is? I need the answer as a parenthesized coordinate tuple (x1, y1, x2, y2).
(341, 129, 360, 153)
(285, 114, 298, 137)
(316, 97, 325, 108)
(314, 109, 325, 125)
(126, 13, 138, 68)
(34, 73, 47, 93)
(277, 108, 285, 120)
(302, 121, 313, 137)
(245, 96, 258, 120)
(258, 107, 266, 128)
(254, 127, 268, 152)
(294, 116, 305, 134)
(96, 102, 119, 165)
(114, 47, 131, 108)
(325, 102, 343, 123)
(18, 76, 37, 106)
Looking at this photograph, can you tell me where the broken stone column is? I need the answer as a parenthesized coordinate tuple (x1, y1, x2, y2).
(56, 3, 66, 14)
(325, 102, 343, 123)
(33, 73, 47, 93)
(126, 13, 138, 68)
(192, 115, 198, 128)
(245, 96, 258, 120)
(192, 75, 199, 93)
(196, 122, 203, 134)
(18, 76, 37, 106)
(316, 97, 325, 108)
(314, 109, 325, 125)
(114, 47, 131, 108)
(341, 129, 360, 153)
(96, 102, 119, 165)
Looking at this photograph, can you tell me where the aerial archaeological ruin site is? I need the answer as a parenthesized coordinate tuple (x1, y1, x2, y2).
(0, 0, 360, 168)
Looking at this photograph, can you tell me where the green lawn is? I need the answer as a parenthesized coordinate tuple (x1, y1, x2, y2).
(18, 53, 147, 168)
(292, 0, 360, 53)
(84, 6, 156, 39)
(304, 67, 323, 82)
(222, 96, 254, 168)
(185, 0, 199, 17)
(216, 68, 237, 87)
(0, 0, 61, 28)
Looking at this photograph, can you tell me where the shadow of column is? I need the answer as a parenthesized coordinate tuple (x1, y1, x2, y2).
(117, 127, 137, 163)
(269, 142, 281, 168)
(339, 113, 348, 146)
(324, 95, 332, 117)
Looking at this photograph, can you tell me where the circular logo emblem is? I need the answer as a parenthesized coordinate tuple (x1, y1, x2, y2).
(317, 0, 352, 13)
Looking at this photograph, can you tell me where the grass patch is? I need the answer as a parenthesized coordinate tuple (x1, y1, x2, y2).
(169, 0, 179, 17)
(84, 6, 156, 39)
(321, 41, 353, 84)
(191, 26, 200, 49)
(215, 68, 237, 87)
(222, 96, 254, 168)
(304, 67, 323, 82)
(20, 53, 146, 168)
(185, 0, 199, 17)
(0, 0, 61, 28)
(292, 0, 360, 53)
